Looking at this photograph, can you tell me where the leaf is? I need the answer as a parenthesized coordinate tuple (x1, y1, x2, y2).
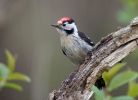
(91, 85, 104, 100)
(8, 73, 31, 83)
(111, 96, 134, 100)
(5, 50, 17, 73)
(5, 82, 23, 91)
(102, 63, 126, 85)
(0, 63, 9, 79)
(127, 81, 138, 97)
(108, 70, 138, 91)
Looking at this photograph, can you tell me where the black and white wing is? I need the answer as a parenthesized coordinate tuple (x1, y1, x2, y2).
(78, 31, 95, 46)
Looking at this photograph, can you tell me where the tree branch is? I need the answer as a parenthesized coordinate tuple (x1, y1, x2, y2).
(48, 16, 138, 100)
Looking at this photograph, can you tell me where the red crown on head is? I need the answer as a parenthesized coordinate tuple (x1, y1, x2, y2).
(58, 17, 72, 23)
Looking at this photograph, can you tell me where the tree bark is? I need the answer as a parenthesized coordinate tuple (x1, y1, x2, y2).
(47, 16, 138, 100)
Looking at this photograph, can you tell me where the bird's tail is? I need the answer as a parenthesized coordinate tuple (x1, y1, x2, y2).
(95, 76, 105, 90)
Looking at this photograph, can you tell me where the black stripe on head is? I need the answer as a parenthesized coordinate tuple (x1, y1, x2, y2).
(64, 28, 74, 35)
(68, 18, 75, 24)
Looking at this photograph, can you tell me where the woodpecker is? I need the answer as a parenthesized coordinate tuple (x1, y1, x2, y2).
(51, 17, 105, 90)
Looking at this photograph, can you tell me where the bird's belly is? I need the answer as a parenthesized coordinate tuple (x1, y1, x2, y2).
(62, 45, 89, 66)
(70, 49, 87, 66)
(60, 36, 92, 66)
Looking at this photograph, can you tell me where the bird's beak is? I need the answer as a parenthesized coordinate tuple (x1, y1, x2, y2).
(51, 24, 59, 28)
(51, 24, 63, 30)
(51, 20, 63, 30)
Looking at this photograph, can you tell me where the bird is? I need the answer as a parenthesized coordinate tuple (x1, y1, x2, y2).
(51, 17, 105, 90)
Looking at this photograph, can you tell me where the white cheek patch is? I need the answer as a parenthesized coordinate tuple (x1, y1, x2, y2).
(63, 22, 72, 30)
(64, 22, 76, 30)
(65, 24, 72, 30)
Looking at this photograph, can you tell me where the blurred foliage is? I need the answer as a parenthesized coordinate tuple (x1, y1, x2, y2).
(92, 63, 138, 100)
(0, 50, 31, 91)
(117, 0, 138, 24)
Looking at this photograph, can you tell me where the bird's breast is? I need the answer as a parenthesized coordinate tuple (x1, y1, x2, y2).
(60, 35, 92, 66)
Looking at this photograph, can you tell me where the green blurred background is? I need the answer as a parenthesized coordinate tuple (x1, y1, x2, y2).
(0, 0, 138, 100)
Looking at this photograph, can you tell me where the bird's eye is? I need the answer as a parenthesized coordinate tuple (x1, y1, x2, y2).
(62, 24, 66, 26)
